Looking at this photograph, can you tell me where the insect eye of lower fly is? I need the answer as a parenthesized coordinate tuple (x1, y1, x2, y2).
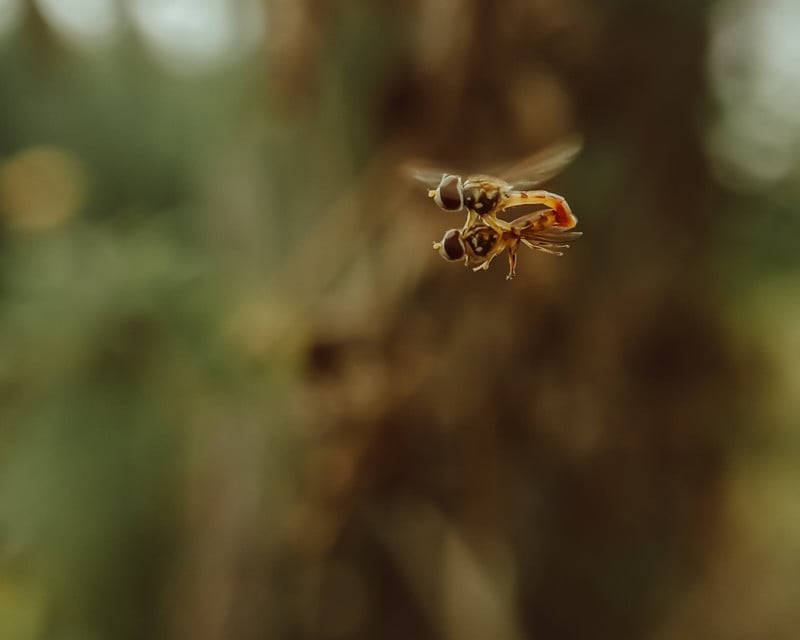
(440, 229, 465, 261)
(434, 175, 463, 211)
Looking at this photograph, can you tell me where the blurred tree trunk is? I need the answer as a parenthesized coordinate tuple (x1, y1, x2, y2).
(279, 2, 741, 640)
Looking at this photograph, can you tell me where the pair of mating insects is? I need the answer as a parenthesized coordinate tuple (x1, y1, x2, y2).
(409, 136, 582, 280)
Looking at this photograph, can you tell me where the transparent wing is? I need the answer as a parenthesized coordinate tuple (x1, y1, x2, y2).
(403, 158, 506, 189)
(402, 161, 449, 189)
(508, 210, 548, 229)
(403, 133, 581, 190)
(494, 134, 583, 189)
(526, 228, 584, 242)
(403, 157, 480, 189)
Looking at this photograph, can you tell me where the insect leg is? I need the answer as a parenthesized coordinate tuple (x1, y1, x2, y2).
(469, 240, 506, 272)
(476, 213, 511, 236)
(521, 238, 566, 256)
(460, 209, 480, 233)
(505, 243, 518, 280)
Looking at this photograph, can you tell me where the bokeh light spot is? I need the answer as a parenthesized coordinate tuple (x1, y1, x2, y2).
(0, 0, 21, 36)
(130, 0, 264, 73)
(0, 147, 89, 232)
(35, 0, 119, 47)
(708, 0, 800, 192)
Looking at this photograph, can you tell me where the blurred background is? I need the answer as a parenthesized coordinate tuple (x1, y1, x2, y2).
(0, 0, 799, 638)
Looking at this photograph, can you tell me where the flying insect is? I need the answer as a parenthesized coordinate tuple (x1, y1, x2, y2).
(408, 136, 582, 234)
(433, 209, 583, 280)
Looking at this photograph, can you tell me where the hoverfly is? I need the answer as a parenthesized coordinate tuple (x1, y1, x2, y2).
(433, 209, 583, 280)
(408, 136, 582, 235)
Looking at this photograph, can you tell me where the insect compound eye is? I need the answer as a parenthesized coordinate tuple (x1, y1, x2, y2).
(433, 175, 463, 211)
(439, 228, 465, 261)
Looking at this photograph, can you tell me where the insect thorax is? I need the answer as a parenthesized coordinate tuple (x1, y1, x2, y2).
(464, 226, 499, 258)
(463, 182, 501, 216)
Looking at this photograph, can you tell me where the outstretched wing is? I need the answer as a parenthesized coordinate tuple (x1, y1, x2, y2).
(403, 162, 449, 189)
(494, 134, 583, 190)
(509, 210, 552, 230)
(403, 133, 582, 191)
